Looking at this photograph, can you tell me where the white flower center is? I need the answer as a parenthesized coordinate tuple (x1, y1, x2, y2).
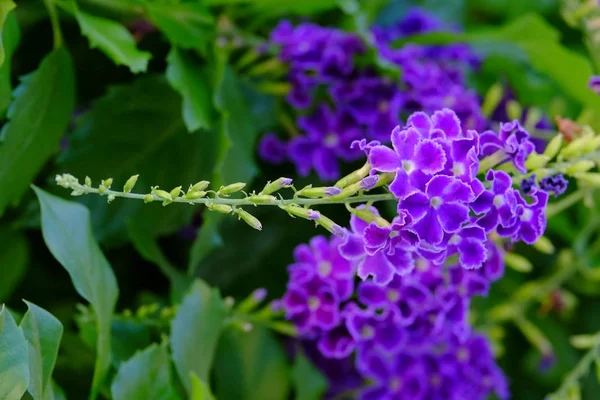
(308, 297, 320, 311)
(430, 196, 443, 209)
(387, 289, 400, 302)
(318, 261, 332, 276)
(493, 194, 505, 208)
(521, 208, 533, 222)
(452, 162, 465, 176)
(378, 100, 389, 112)
(389, 378, 402, 392)
(361, 325, 375, 339)
(324, 133, 339, 148)
(402, 160, 415, 173)
(449, 234, 461, 245)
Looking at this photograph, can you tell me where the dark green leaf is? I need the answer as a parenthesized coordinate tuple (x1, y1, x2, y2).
(188, 213, 223, 275)
(190, 373, 215, 400)
(0, 47, 74, 216)
(0, 305, 29, 400)
(0, 227, 28, 302)
(33, 187, 118, 398)
(204, 0, 338, 14)
(0, 0, 15, 67)
(20, 301, 63, 400)
(65, 1, 151, 73)
(213, 327, 291, 400)
(145, 2, 214, 52)
(171, 280, 226, 393)
(292, 350, 327, 400)
(111, 342, 180, 400)
(59, 76, 218, 244)
(166, 48, 214, 132)
(0, 12, 20, 115)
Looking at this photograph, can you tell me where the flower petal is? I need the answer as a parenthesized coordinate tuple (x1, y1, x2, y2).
(413, 139, 447, 174)
(438, 203, 469, 232)
(367, 145, 401, 172)
(399, 192, 429, 221)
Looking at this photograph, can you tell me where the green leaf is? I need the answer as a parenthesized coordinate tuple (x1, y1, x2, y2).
(188, 213, 223, 275)
(190, 373, 215, 400)
(0, 11, 20, 116)
(0, 305, 29, 400)
(292, 350, 327, 400)
(166, 48, 214, 132)
(33, 187, 118, 399)
(59, 76, 218, 245)
(111, 342, 180, 400)
(20, 301, 63, 400)
(145, 2, 214, 52)
(203, 0, 338, 14)
(0, 227, 28, 302)
(171, 280, 226, 394)
(213, 327, 291, 400)
(0, 47, 74, 216)
(65, 1, 151, 73)
(0, 0, 16, 67)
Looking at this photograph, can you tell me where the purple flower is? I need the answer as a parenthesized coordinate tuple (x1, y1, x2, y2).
(520, 174, 537, 195)
(445, 225, 489, 270)
(289, 105, 363, 180)
(400, 175, 474, 246)
(345, 303, 405, 353)
(511, 189, 549, 244)
(358, 352, 426, 400)
(359, 175, 379, 190)
(589, 75, 600, 95)
(480, 120, 535, 173)
(540, 174, 568, 197)
(258, 133, 288, 164)
(471, 170, 520, 236)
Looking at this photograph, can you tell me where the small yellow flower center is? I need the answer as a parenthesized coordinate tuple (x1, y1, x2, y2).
(308, 297, 320, 311)
(318, 261, 332, 276)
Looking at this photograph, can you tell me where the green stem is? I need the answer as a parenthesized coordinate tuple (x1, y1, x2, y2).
(77, 0, 145, 19)
(546, 190, 585, 218)
(478, 150, 506, 174)
(61, 181, 397, 207)
(546, 333, 600, 400)
(42, 0, 63, 49)
(513, 150, 600, 184)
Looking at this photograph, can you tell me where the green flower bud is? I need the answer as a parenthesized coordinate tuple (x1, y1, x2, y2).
(575, 172, 600, 187)
(98, 185, 107, 195)
(209, 204, 233, 214)
(524, 107, 543, 131)
(218, 182, 246, 195)
(101, 178, 113, 189)
(189, 180, 210, 192)
(152, 187, 173, 202)
(352, 208, 390, 227)
(260, 177, 293, 195)
(560, 135, 591, 158)
(334, 163, 371, 188)
(281, 205, 321, 221)
(328, 182, 361, 200)
(543, 134, 563, 160)
(481, 83, 504, 117)
(123, 174, 139, 193)
(144, 194, 154, 203)
(249, 194, 277, 204)
(297, 186, 341, 198)
(315, 215, 345, 237)
(169, 186, 183, 200)
(506, 100, 522, 121)
(504, 252, 533, 273)
(107, 194, 116, 203)
(85, 176, 92, 186)
(525, 153, 550, 171)
(532, 236, 554, 255)
(563, 160, 595, 175)
(570, 334, 598, 349)
(184, 191, 207, 200)
(237, 208, 262, 231)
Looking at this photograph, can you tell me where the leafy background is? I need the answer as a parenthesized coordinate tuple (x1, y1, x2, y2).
(1, 0, 600, 399)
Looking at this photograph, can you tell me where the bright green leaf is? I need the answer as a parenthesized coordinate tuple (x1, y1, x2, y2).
(33, 187, 118, 399)
(0, 227, 28, 302)
(0, 47, 74, 216)
(66, 1, 151, 73)
(214, 327, 291, 400)
(111, 342, 180, 400)
(145, 2, 214, 52)
(0, 305, 29, 400)
(0, 0, 16, 67)
(0, 12, 20, 115)
(171, 280, 226, 394)
(20, 301, 63, 400)
(190, 373, 215, 400)
(292, 350, 327, 400)
(166, 47, 214, 132)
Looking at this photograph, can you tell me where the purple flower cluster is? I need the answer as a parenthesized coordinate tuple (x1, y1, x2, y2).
(280, 232, 508, 400)
(258, 8, 483, 181)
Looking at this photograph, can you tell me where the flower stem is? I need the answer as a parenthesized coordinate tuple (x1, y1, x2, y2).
(42, 0, 63, 49)
(546, 190, 585, 218)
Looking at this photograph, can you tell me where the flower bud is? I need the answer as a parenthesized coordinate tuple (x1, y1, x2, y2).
(107, 194, 116, 203)
(236, 288, 267, 314)
(481, 83, 503, 117)
(184, 191, 207, 200)
(563, 160, 595, 175)
(249, 194, 277, 204)
(525, 153, 550, 171)
(152, 187, 172, 202)
(543, 134, 563, 160)
(533, 236, 554, 255)
(84, 176, 92, 186)
(144, 194, 154, 203)
(123, 174, 139, 193)
(260, 177, 293, 195)
(560, 135, 591, 158)
(189, 180, 210, 192)
(353, 208, 390, 227)
(504, 252, 533, 273)
(209, 204, 233, 214)
(237, 208, 262, 231)
(315, 215, 345, 237)
(328, 182, 361, 200)
(335, 163, 371, 188)
(360, 175, 379, 190)
(281, 205, 320, 220)
(101, 178, 113, 189)
(506, 100, 522, 121)
(297, 186, 340, 198)
(218, 182, 246, 195)
(169, 186, 183, 200)
(575, 172, 600, 187)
